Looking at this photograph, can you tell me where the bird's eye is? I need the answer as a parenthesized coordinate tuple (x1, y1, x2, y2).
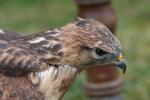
(95, 48, 107, 56)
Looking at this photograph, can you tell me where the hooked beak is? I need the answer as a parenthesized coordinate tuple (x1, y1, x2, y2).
(116, 54, 126, 73)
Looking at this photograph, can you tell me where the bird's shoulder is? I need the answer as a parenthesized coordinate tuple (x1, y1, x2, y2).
(0, 28, 64, 65)
(22, 28, 64, 65)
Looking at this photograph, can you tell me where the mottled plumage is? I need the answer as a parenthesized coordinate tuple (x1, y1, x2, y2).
(0, 18, 126, 100)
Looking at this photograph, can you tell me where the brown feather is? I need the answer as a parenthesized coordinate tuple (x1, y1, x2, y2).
(0, 18, 123, 100)
(0, 74, 44, 100)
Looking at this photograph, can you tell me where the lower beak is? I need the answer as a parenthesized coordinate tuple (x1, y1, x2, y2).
(116, 54, 126, 73)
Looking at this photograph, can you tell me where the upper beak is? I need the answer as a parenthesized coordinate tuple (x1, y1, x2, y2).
(116, 54, 126, 73)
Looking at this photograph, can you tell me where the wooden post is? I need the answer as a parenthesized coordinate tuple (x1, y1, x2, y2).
(75, 0, 124, 99)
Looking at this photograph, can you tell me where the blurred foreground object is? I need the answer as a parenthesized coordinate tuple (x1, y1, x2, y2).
(0, 19, 125, 100)
(75, 0, 124, 99)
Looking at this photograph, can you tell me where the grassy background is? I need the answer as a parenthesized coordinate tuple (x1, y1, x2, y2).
(0, 0, 150, 100)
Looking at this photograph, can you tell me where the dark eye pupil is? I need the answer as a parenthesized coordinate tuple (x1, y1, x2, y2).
(95, 48, 107, 56)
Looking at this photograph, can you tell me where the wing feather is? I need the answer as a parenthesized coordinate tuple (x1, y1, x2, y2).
(0, 29, 24, 41)
(0, 29, 63, 77)
(0, 40, 49, 77)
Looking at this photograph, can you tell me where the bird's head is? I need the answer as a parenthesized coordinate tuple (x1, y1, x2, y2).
(60, 18, 126, 73)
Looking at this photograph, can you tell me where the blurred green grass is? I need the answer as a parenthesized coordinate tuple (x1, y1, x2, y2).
(0, 0, 150, 100)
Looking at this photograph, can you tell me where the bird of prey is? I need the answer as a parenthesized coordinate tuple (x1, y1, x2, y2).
(0, 18, 126, 100)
